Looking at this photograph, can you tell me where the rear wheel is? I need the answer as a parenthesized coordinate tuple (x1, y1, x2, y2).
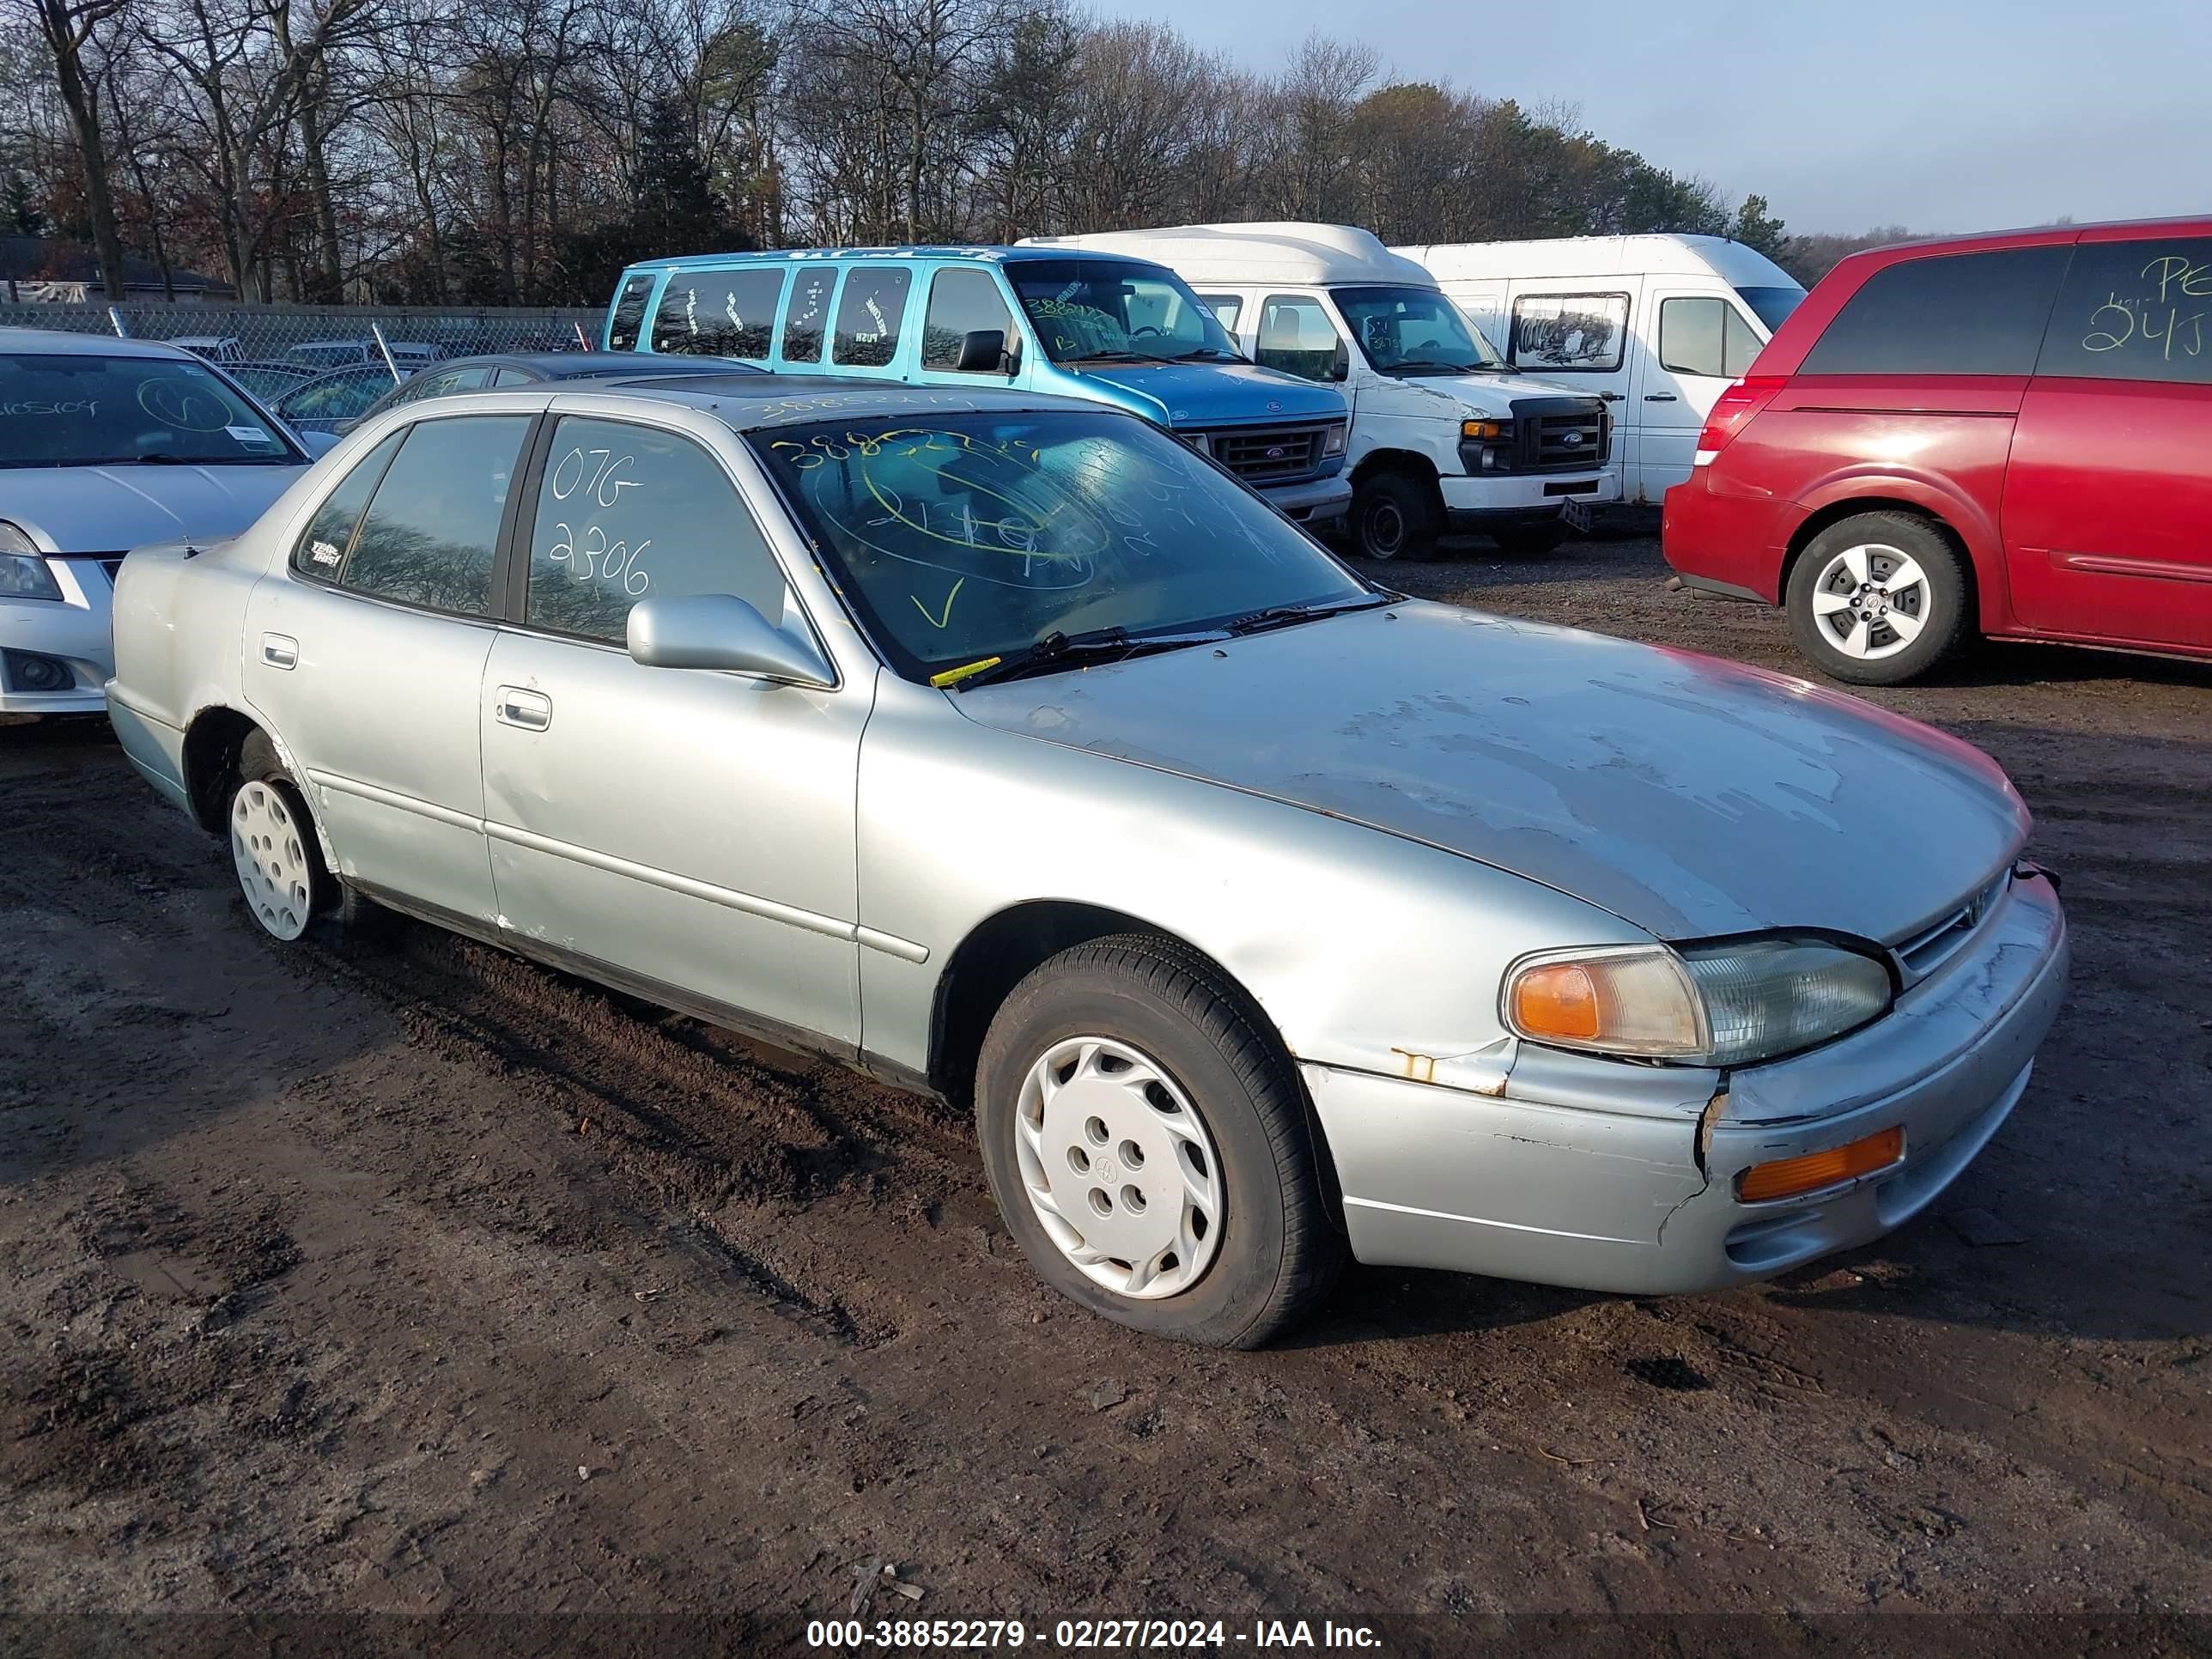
(1351, 470, 1440, 562)
(1785, 511, 1972, 685)
(975, 935, 1343, 1347)
(228, 731, 391, 944)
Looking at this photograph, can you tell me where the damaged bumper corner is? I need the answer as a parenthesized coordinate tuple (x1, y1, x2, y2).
(1304, 870, 2069, 1296)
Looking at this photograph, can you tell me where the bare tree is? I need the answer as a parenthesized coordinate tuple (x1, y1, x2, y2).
(15, 0, 133, 298)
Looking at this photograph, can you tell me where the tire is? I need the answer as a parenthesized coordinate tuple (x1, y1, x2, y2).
(1490, 520, 1567, 555)
(1350, 470, 1441, 562)
(228, 731, 393, 944)
(1785, 511, 1972, 686)
(975, 934, 1345, 1347)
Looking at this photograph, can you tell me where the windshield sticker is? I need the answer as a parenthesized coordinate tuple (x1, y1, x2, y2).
(228, 424, 277, 447)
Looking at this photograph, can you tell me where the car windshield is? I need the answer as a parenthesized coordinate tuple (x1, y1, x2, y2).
(280, 369, 395, 422)
(1007, 258, 1243, 365)
(1735, 284, 1806, 333)
(0, 351, 298, 467)
(1334, 286, 1503, 374)
(753, 410, 1372, 684)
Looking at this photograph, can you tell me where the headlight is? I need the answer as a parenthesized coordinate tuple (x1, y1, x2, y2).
(1181, 432, 1212, 458)
(1503, 937, 1893, 1066)
(1322, 423, 1347, 456)
(0, 522, 61, 601)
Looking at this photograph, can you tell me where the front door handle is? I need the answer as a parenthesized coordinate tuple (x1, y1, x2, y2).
(1599, 391, 1625, 402)
(1644, 393, 1678, 403)
(261, 633, 298, 670)
(495, 685, 552, 732)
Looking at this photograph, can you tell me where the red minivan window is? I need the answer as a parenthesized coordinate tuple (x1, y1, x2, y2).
(1799, 246, 2071, 377)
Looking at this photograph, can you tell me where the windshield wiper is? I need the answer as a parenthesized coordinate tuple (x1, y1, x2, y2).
(938, 627, 1207, 690)
(1172, 347, 1247, 363)
(1065, 351, 1164, 366)
(1223, 597, 1390, 636)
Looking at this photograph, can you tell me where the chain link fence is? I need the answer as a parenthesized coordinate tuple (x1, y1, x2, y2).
(0, 302, 605, 368)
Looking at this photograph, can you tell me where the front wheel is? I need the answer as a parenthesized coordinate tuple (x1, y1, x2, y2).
(975, 936, 1344, 1347)
(1785, 511, 1972, 685)
(1350, 471, 1440, 562)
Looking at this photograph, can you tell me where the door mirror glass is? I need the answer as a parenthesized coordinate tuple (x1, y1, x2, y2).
(1330, 338, 1350, 382)
(955, 328, 1008, 373)
(299, 428, 341, 458)
(627, 592, 834, 686)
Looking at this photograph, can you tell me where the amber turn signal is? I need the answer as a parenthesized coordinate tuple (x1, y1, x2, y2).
(1736, 1126, 1905, 1204)
(1509, 963, 1602, 1042)
(1461, 418, 1508, 441)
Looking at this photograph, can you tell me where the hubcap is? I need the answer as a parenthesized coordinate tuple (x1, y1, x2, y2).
(1013, 1036, 1224, 1300)
(1809, 542, 1931, 660)
(231, 781, 313, 940)
(1364, 499, 1404, 558)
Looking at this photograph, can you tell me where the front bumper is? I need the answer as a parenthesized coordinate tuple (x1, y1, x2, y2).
(1, 564, 115, 714)
(1304, 868, 2069, 1295)
(1439, 468, 1621, 529)
(1259, 474, 1352, 526)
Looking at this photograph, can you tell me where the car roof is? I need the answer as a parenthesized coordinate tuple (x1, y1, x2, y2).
(395, 351, 762, 380)
(1023, 222, 1439, 289)
(432, 373, 1106, 433)
(625, 243, 1164, 275)
(0, 326, 203, 360)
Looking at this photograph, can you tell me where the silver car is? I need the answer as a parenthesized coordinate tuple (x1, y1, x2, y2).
(0, 328, 315, 714)
(105, 377, 2069, 1346)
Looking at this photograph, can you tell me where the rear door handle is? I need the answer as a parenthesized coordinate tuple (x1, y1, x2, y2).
(261, 633, 298, 670)
(495, 685, 552, 732)
(1599, 391, 1625, 402)
(1644, 393, 1678, 402)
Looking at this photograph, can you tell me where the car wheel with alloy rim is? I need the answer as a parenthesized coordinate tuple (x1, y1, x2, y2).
(1785, 510, 1972, 686)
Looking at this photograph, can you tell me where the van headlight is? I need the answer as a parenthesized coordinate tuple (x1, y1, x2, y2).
(1503, 937, 1893, 1067)
(1322, 423, 1346, 456)
(0, 521, 62, 601)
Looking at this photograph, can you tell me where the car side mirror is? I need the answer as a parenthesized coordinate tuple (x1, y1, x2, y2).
(1329, 340, 1351, 383)
(957, 328, 1013, 374)
(299, 428, 340, 458)
(627, 592, 835, 688)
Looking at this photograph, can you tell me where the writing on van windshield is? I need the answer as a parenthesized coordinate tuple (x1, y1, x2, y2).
(2082, 252, 2210, 362)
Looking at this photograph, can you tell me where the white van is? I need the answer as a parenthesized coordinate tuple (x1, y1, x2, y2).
(1394, 235, 1806, 506)
(1021, 223, 1620, 561)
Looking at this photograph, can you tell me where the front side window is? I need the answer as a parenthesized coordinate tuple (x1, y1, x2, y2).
(653, 267, 787, 359)
(338, 415, 529, 616)
(781, 267, 839, 363)
(524, 416, 787, 645)
(832, 267, 914, 368)
(1510, 294, 1631, 374)
(291, 431, 404, 578)
(1006, 258, 1243, 365)
(1735, 284, 1805, 333)
(607, 273, 656, 352)
(921, 267, 1015, 369)
(1801, 246, 2071, 376)
(0, 351, 300, 467)
(2035, 237, 2212, 385)
(752, 411, 1370, 684)
(1197, 294, 1243, 334)
(1254, 295, 1345, 382)
(1334, 285, 1501, 375)
(1658, 297, 1764, 379)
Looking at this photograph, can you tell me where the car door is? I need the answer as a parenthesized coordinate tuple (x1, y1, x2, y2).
(243, 410, 534, 925)
(2001, 230, 2212, 651)
(1636, 289, 1765, 503)
(478, 405, 866, 1054)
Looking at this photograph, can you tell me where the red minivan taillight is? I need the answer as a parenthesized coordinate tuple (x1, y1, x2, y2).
(1694, 374, 1786, 466)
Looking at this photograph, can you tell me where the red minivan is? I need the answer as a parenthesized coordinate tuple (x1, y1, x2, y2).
(1663, 217, 2212, 684)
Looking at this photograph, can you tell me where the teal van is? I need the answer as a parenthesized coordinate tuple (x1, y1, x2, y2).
(602, 246, 1353, 526)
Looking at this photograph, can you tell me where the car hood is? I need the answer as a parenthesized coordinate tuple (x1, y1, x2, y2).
(1068, 360, 1348, 428)
(1369, 370, 1607, 416)
(1, 464, 303, 554)
(951, 602, 2028, 944)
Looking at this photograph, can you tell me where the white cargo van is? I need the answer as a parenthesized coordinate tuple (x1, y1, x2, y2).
(1394, 234, 1806, 506)
(1021, 223, 1620, 561)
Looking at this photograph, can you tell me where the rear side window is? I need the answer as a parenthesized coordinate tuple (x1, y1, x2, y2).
(291, 432, 403, 578)
(782, 267, 838, 362)
(1510, 294, 1629, 373)
(1658, 297, 1763, 379)
(652, 267, 787, 359)
(339, 416, 530, 616)
(607, 274, 656, 353)
(524, 416, 787, 645)
(833, 267, 913, 367)
(1254, 295, 1342, 381)
(1801, 246, 2070, 376)
(2035, 237, 2212, 385)
(921, 267, 1014, 369)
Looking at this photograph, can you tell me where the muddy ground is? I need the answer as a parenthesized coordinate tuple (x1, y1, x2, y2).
(3, 532, 2208, 1656)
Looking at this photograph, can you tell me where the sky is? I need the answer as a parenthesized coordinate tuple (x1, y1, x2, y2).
(1086, 0, 2211, 235)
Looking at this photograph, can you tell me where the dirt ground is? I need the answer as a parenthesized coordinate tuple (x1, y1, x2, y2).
(3, 532, 2209, 1656)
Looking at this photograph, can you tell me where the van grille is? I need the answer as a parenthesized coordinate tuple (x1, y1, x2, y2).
(1510, 398, 1611, 472)
(1190, 423, 1334, 485)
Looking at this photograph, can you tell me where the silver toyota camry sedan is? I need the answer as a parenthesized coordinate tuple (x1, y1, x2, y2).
(105, 376, 2069, 1347)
